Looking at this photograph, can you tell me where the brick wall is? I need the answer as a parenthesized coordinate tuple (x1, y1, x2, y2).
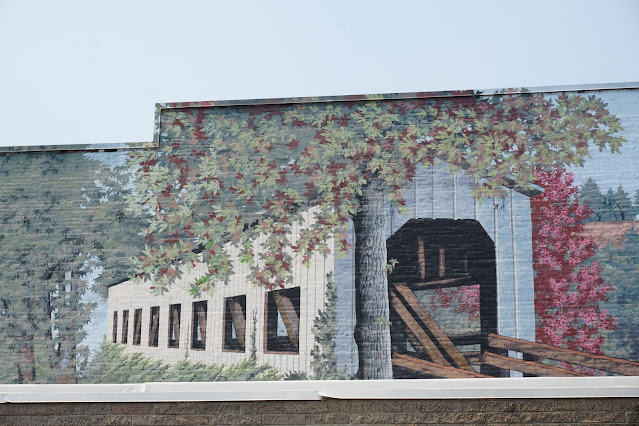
(1, 398, 638, 425)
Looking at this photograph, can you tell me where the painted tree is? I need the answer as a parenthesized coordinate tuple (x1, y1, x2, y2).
(610, 185, 639, 220)
(531, 167, 616, 355)
(0, 151, 145, 383)
(597, 226, 639, 361)
(0, 153, 96, 383)
(579, 177, 606, 222)
(427, 285, 480, 323)
(84, 152, 150, 298)
(579, 179, 639, 222)
(128, 92, 624, 379)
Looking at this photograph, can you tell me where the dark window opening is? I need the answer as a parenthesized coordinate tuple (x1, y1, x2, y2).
(149, 306, 160, 347)
(112, 311, 118, 343)
(133, 308, 142, 345)
(191, 301, 207, 350)
(121, 310, 129, 344)
(168, 304, 181, 348)
(265, 287, 300, 353)
(223, 295, 246, 352)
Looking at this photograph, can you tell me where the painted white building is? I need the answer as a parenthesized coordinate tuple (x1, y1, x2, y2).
(107, 162, 540, 377)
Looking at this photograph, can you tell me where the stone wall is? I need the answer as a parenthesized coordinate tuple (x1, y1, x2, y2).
(1, 398, 638, 425)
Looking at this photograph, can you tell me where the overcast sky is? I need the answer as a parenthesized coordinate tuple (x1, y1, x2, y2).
(1, 0, 638, 147)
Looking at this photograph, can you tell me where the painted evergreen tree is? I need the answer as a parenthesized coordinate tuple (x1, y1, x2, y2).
(531, 167, 616, 355)
(579, 177, 606, 222)
(83, 152, 150, 297)
(128, 92, 624, 379)
(309, 272, 348, 379)
(0, 151, 146, 383)
(0, 153, 95, 383)
(610, 185, 639, 221)
(597, 226, 639, 361)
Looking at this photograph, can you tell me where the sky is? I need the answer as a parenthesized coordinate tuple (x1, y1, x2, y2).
(1, 0, 639, 147)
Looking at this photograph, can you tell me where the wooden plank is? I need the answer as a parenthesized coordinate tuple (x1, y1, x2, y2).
(390, 289, 450, 366)
(273, 291, 299, 347)
(418, 236, 426, 280)
(482, 352, 587, 377)
(230, 299, 246, 346)
(393, 283, 474, 371)
(393, 353, 490, 378)
(148, 308, 159, 346)
(449, 333, 482, 346)
(403, 275, 474, 291)
(133, 309, 142, 345)
(488, 334, 639, 376)
(462, 351, 482, 365)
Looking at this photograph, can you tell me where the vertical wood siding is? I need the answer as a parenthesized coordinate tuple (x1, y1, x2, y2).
(107, 208, 332, 376)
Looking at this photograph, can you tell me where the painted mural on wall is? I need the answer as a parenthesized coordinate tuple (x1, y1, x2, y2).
(1, 87, 639, 384)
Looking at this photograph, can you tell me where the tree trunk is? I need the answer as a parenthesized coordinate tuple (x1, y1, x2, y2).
(17, 291, 37, 383)
(16, 334, 36, 383)
(352, 178, 393, 380)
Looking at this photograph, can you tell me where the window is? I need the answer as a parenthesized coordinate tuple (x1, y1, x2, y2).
(168, 304, 181, 348)
(121, 310, 129, 344)
(265, 287, 300, 353)
(112, 311, 118, 343)
(191, 301, 207, 350)
(223, 295, 246, 352)
(149, 306, 160, 347)
(133, 308, 142, 346)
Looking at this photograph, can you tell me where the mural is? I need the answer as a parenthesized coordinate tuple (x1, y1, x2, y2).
(1, 86, 639, 384)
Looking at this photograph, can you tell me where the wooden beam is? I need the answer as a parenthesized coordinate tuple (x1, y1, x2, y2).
(393, 353, 490, 378)
(418, 236, 426, 280)
(462, 351, 482, 365)
(229, 299, 246, 346)
(488, 334, 639, 376)
(390, 289, 450, 366)
(273, 291, 299, 348)
(482, 352, 587, 377)
(400, 275, 474, 291)
(393, 283, 474, 371)
(448, 333, 483, 346)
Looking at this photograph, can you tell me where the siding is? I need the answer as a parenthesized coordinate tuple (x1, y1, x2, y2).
(107, 208, 332, 376)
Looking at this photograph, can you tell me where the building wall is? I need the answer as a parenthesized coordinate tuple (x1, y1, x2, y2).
(2, 398, 637, 425)
(1, 86, 638, 388)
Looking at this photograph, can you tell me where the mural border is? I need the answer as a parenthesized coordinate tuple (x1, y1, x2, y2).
(1, 377, 639, 403)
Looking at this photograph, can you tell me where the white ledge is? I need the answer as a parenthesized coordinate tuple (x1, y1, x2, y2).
(1, 377, 639, 403)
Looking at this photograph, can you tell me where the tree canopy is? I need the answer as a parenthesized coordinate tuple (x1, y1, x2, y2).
(0, 151, 146, 383)
(531, 168, 615, 356)
(127, 91, 625, 379)
(579, 179, 639, 222)
(128, 92, 625, 294)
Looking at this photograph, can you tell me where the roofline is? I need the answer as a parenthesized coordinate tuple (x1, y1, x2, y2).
(0, 82, 637, 154)
(106, 277, 131, 289)
(152, 82, 639, 148)
(155, 81, 639, 112)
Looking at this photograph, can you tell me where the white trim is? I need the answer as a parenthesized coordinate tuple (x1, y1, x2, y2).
(1, 377, 639, 403)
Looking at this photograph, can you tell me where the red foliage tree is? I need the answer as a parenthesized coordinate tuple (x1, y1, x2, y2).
(427, 285, 480, 322)
(531, 167, 616, 355)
